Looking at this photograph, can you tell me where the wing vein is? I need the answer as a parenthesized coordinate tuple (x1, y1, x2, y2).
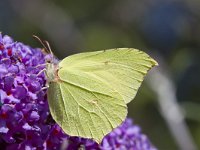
(58, 83, 72, 133)
(61, 79, 114, 98)
(63, 83, 87, 137)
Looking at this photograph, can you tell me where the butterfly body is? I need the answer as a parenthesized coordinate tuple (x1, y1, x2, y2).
(46, 62, 59, 82)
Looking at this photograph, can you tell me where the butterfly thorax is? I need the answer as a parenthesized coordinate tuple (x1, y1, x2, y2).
(46, 63, 59, 83)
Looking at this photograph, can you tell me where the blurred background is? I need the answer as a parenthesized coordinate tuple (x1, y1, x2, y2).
(0, 0, 200, 149)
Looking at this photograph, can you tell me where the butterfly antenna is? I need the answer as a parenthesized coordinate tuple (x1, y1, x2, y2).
(44, 40, 54, 56)
(33, 35, 50, 53)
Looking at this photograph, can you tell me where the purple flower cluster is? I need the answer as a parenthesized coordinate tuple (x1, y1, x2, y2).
(0, 34, 66, 149)
(67, 119, 157, 150)
(0, 33, 157, 150)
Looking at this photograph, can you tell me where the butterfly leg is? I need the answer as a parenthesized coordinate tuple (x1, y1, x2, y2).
(34, 63, 47, 68)
(40, 86, 49, 91)
(37, 68, 47, 77)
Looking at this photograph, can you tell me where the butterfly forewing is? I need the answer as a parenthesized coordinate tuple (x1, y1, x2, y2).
(59, 48, 158, 104)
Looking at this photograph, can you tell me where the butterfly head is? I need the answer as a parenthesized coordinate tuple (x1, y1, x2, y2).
(33, 35, 60, 82)
(44, 50, 60, 83)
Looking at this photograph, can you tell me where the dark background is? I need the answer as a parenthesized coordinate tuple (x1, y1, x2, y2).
(1, 0, 200, 149)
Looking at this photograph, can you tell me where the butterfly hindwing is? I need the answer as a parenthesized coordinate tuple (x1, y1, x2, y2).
(47, 81, 127, 143)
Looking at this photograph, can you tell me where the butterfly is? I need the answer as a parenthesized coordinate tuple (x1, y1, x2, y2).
(34, 36, 158, 143)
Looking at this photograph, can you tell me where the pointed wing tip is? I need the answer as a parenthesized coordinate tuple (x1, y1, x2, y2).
(93, 138, 102, 144)
(153, 59, 159, 67)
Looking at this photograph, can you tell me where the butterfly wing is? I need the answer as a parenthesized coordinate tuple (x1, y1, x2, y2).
(58, 48, 158, 104)
(47, 48, 157, 143)
(47, 81, 127, 143)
